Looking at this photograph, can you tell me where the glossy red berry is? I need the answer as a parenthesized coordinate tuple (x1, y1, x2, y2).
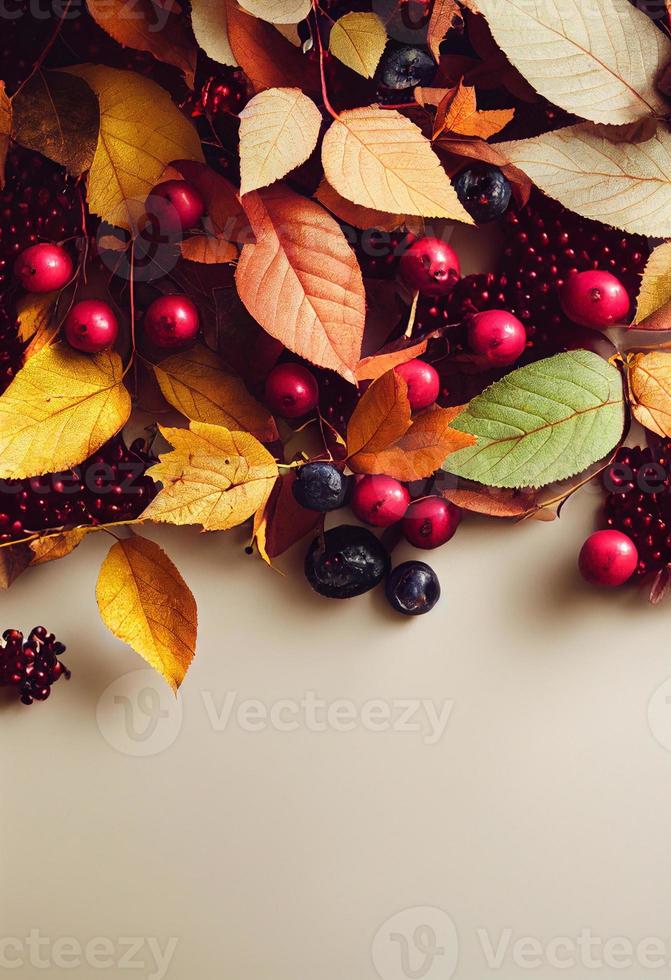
(403, 496, 461, 549)
(394, 359, 440, 411)
(143, 295, 200, 349)
(350, 475, 410, 527)
(560, 270, 630, 329)
(399, 237, 460, 297)
(467, 309, 527, 367)
(147, 180, 205, 231)
(64, 300, 119, 353)
(265, 363, 319, 418)
(14, 242, 73, 293)
(578, 530, 638, 587)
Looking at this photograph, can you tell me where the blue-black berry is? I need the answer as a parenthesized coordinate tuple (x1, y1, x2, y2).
(305, 525, 390, 599)
(378, 46, 436, 90)
(293, 462, 349, 512)
(454, 165, 512, 223)
(385, 561, 440, 615)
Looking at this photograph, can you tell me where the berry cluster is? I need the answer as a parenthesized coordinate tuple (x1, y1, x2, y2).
(0, 626, 70, 705)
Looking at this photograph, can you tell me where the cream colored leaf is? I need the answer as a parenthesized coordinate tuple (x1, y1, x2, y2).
(65, 65, 203, 231)
(142, 423, 279, 531)
(0, 344, 131, 479)
(238, 88, 322, 196)
(635, 243, 671, 325)
(30, 528, 88, 565)
(153, 344, 278, 442)
(96, 535, 197, 692)
(474, 0, 671, 125)
(500, 124, 671, 237)
(321, 107, 472, 221)
(626, 352, 671, 438)
(239, 0, 311, 23)
(0, 81, 10, 187)
(190, 0, 237, 65)
(329, 12, 387, 78)
(315, 179, 404, 231)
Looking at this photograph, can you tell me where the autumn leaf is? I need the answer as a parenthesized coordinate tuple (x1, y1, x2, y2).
(86, 0, 197, 86)
(96, 534, 197, 692)
(153, 344, 278, 442)
(15, 291, 58, 347)
(321, 107, 472, 221)
(30, 529, 88, 565)
(427, 0, 462, 61)
(625, 352, 671, 438)
(238, 88, 322, 196)
(329, 12, 387, 78)
(65, 66, 203, 231)
(500, 124, 671, 237)
(239, 0, 311, 23)
(315, 179, 404, 232)
(142, 423, 279, 531)
(356, 337, 429, 382)
(474, 0, 670, 125)
(173, 160, 250, 244)
(436, 80, 514, 140)
(253, 471, 321, 564)
(190, 0, 237, 66)
(0, 544, 32, 589)
(235, 185, 366, 380)
(180, 234, 238, 264)
(227, 3, 320, 95)
(441, 484, 540, 519)
(347, 370, 411, 459)
(634, 243, 671, 327)
(0, 344, 131, 479)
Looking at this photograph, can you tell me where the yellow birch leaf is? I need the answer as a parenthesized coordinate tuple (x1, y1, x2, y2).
(96, 535, 197, 692)
(239, 0, 311, 24)
(321, 106, 472, 221)
(329, 12, 387, 78)
(142, 423, 279, 531)
(0, 81, 10, 187)
(65, 65, 203, 231)
(30, 528, 88, 565)
(190, 0, 237, 66)
(153, 345, 278, 442)
(238, 88, 322, 196)
(634, 243, 671, 325)
(15, 291, 58, 345)
(626, 352, 671, 438)
(0, 344, 131, 479)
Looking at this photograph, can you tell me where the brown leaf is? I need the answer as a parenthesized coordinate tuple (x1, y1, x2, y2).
(435, 79, 514, 140)
(235, 185, 366, 380)
(173, 160, 250, 244)
(315, 178, 405, 232)
(625, 351, 671, 437)
(30, 528, 88, 565)
(227, 3, 320, 95)
(253, 471, 321, 563)
(0, 81, 9, 188)
(0, 543, 32, 589)
(87, 0, 197, 86)
(356, 338, 429, 381)
(427, 0, 462, 61)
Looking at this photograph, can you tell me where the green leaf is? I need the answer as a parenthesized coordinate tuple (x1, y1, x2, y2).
(443, 350, 624, 489)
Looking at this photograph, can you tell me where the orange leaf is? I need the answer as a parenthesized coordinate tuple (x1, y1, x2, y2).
(437, 79, 514, 140)
(346, 371, 411, 459)
(427, 0, 462, 61)
(235, 185, 366, 380)
(441, 485, 538, 518)
(180, 234, 238, 264)
(356, 338, 428, 382)
(227, 3, 320, 95)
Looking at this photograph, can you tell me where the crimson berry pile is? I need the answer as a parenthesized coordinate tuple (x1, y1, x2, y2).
(0, 626, 70, 705)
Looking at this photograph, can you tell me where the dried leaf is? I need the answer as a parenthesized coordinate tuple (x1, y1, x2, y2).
(153, 344, 278, 442)
(190, 0, 237, 66)
(252, 471, 321, 563)
(427, 0, 462, 61)
(634, 243, 671, 326)
(329, 12, 387, 78)
(180, 234, 238, 264)
(315, 179, 404, 232)
(321, 106, 472, 221)
(173, 160, 250, 244)
(625, 351, 671, 438)
(142, 423, 279, 530)
(441, 484, 539, 518)
(0, 544, 32, 589)
(96, 535, 197, 692)
(239, 0, 311, 23)
(235, 185, 366, 380)
(474, 0, 671, 125)
(87, 0, 197, 86)
(227, 3, 320, 95)
(239, 88, 322, 196)
(500, 124, 671, 237)
(437, 80, 514, 140)
(30, 528, 88, 565)
(0, 81, 10, 187)
(65, 65, 203, 231)
(0, 344, 131, 479)
(356, 338, 429, 382)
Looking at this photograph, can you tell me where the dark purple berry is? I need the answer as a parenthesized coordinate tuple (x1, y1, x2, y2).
(378, 46, 436, 90)
(385, 560, 440, 615)
(305, 525, 390, 599)
(293, 462, 349, 512)
(454, 165, 512, 223)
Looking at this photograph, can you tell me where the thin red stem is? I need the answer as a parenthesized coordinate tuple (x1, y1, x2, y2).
(312, 0, 339, 120)
(14, 0, 74, 98)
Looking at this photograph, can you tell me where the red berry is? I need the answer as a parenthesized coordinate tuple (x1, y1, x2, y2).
(147, 180, 205, 231)
(578, 530, 638, 587)
(265, 363, 319, 418)
(143, 295, 200, 349)
(64, 300, 119, 353)
(399, 237, 460, 297)
(560, 271, 630, 329)
(403, 496, 460, 549)
(467, 309, 527, 367)
(394, 359, 440, 411)
(350, 475, 410, 527)
(14, 243, 73, 293)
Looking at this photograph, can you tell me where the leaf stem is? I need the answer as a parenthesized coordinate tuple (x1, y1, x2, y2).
(13, 0, 74, 99)
(312, 0, 339, 120)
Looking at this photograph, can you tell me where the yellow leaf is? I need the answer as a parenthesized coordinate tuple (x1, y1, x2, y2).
(635, 243, 671, 325)
(180, 234, 238, 264)
(321, 107, 472, 221)
(315, 178, 404, 231)
(190, 0, 237, 66)
(0, 81, 10, 187)
(626, 352, 671, 438)
(15, 291, 58, 346)
(30, 528, 88, 565)
(238, 0, 311, 23)
(96, 535, 197, 692)
(238, 88, 322, 196)
(475, 0, 670, 125)
(500, 124, 671, 237)
(153, 345, 278, 442)
(438, 80, 514, 140)
(0, 344, 131, 479)
(329, 12, 387, 78)
(65, 66, 203, 231)
(142, 423, 279, 531)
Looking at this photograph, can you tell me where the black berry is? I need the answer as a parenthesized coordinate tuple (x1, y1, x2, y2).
(304, 525, 390, 599)
(293, 462, 349, 512)
(454, 165, 512, 223)
(378, 46, 436, 91)
(385, 561, 440, 615)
